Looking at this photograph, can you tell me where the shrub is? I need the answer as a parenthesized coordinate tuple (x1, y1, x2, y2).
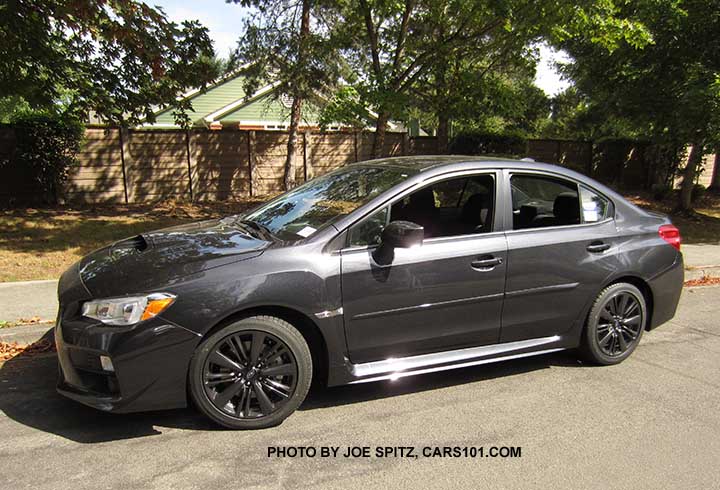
(692, 183, 706, 203)
(651, 183, 671, 201)
(448, 132, 526, 157)
(3, 112, 84, 204)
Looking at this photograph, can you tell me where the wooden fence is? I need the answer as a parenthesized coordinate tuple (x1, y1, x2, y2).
(0, 127, 716, 204)
(23, 128, 435, 204)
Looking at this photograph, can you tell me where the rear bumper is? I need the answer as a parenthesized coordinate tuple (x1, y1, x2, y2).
(647, 252, 684, 330)
(55, 314, 200, 413)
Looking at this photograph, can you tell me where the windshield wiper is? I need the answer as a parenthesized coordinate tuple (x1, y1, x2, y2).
(239, 219, 275, 240)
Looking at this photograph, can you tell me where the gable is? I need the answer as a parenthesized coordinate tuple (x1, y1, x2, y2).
(153, 75, 250, 126)
(217, 93, 322, 126)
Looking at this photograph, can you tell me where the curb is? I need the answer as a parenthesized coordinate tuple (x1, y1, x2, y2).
(0, 279, 58, 288)
(0, 324, 54, 346)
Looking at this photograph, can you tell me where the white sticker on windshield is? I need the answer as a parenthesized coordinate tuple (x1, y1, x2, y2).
(296, 226, 317, 238)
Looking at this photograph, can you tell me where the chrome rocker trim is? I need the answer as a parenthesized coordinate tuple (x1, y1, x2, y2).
(347, 335, 564, 384)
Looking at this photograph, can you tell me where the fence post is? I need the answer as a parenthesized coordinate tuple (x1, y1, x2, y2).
(119, 128, 130, 204)
(303, 130, 313, 181)
(185, 130, 195, 202)
(401, 132, 409, 156)
(247, 130, 256, 197)
(354, 131, 359, 162)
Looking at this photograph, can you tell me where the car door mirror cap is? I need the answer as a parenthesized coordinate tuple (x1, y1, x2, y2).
(373, 220, 424, 265)
(382, 220, 424, 248)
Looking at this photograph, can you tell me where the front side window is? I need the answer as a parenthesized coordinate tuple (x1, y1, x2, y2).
(511, 174, 580, 230)
(245, 166, 410, 241)
(347, 173, 495, 246)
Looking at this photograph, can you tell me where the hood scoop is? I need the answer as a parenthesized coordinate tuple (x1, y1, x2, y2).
(111, 235, 149, 255)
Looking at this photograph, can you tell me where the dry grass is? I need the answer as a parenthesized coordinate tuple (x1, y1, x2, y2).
(1, 191, 718, 283)
(624, 191, 720, 245)
(0, 199, 268, 282)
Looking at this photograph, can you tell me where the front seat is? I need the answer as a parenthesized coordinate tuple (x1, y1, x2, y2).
(460, 192, 491, 233)
(401, 187, 438, 237)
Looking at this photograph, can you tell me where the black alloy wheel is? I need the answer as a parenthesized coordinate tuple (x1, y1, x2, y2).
(581, 283, 647, 365)
(190, 316, 312, 429)
(595, 292, 643, 357)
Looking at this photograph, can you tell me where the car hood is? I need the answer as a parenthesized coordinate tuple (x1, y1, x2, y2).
(78, 217, 269, 298)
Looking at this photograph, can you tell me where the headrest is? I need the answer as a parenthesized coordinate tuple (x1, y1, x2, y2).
(553, 192, 580, 224)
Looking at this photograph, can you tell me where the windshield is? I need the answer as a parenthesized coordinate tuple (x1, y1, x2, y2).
(244, 165, 411, 240)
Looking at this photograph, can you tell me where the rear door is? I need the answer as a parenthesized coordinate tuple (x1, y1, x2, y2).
(340, 171, 508, 364)
(500, 170, 619, 342)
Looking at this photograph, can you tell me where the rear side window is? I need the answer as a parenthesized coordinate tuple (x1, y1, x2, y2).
(579, 185, 612, 222)
(510, 174, 580, 230)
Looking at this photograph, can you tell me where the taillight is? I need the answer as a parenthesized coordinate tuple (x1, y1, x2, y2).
(659, 224, 681, 251)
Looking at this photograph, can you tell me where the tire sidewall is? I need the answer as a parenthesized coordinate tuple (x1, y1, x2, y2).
(189, 316, 312, 429)
(584, 283, 647, 365)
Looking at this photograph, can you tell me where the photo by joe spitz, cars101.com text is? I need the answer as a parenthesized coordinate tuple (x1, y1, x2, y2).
(55, 156, 683, 429)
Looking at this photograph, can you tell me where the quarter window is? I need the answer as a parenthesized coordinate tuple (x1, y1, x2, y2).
(579, 185, 611, 222)
(348, 207, 389, 247)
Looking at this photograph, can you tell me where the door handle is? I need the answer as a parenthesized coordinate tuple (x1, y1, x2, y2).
(471, 256, 503, 270)
(587, 241, 610, 253)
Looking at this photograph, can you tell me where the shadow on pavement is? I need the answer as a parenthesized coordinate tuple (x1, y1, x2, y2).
(0, 333, 587, 444)
(301, 350, 585, 410)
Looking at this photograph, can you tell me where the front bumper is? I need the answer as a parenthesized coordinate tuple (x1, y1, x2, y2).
(55, 312, 200, 413)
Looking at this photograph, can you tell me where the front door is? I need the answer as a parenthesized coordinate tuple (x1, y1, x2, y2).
(340, 172, 507, 364)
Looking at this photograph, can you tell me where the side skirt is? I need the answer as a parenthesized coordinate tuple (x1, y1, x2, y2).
(345, 335, 566, 384)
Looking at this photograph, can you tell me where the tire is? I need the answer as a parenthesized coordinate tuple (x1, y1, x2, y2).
(580, 283, 647, 365)
(189, 315, 312, 429)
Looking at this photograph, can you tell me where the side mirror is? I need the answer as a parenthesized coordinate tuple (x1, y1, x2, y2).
(373, 220, 424, 265)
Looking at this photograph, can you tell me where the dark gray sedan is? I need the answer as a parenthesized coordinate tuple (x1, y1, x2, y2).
(55, 156, 684, 429)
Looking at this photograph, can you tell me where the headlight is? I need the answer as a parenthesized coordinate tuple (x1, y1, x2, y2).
(81, 293, 176, 325)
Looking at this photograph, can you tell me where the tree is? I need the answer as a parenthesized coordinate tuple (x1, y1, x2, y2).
(231, 0, 343, 190)
(339, 1, 652, 157)
(557, 0, 720, 212)
(0, 0, 218, 127)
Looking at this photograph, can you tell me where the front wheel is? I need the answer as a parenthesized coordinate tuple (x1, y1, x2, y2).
(580, 283, 647, 365)
(189, 316, 312, 429)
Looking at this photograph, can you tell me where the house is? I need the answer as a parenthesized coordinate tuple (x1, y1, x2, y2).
(145, 71, 404, 132)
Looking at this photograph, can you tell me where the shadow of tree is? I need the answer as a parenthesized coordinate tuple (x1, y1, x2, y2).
(0, 341, 588, 444)
(0, 202, 262, 255)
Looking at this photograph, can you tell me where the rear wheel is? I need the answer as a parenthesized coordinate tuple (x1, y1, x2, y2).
(189, 316, 312, 429)
(581, 283, 646, 365)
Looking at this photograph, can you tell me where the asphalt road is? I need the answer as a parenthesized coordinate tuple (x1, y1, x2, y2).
(1, 287, 719, 490)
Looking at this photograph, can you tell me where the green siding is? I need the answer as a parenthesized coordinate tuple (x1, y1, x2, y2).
(219, 93, 288, 123)
(152, 72, 335, 127)
(154, 75, 250, 125)
(219, 94, 323, 125)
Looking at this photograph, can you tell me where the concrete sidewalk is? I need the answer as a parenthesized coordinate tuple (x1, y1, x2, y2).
(0, 280, 58, 323)
(0, 243, 718, 324)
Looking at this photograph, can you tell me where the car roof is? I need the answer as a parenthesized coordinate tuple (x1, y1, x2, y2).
(348, 155, 568, 174)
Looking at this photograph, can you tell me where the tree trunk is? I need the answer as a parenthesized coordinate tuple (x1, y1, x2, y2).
(437, 114, 449, 153)
(709, 153, 720, 192)
(679, 143, 704, 211)
(284, 96, 303, 190)
(372, 111, 388, 158)
(283, 0, 311, 190)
